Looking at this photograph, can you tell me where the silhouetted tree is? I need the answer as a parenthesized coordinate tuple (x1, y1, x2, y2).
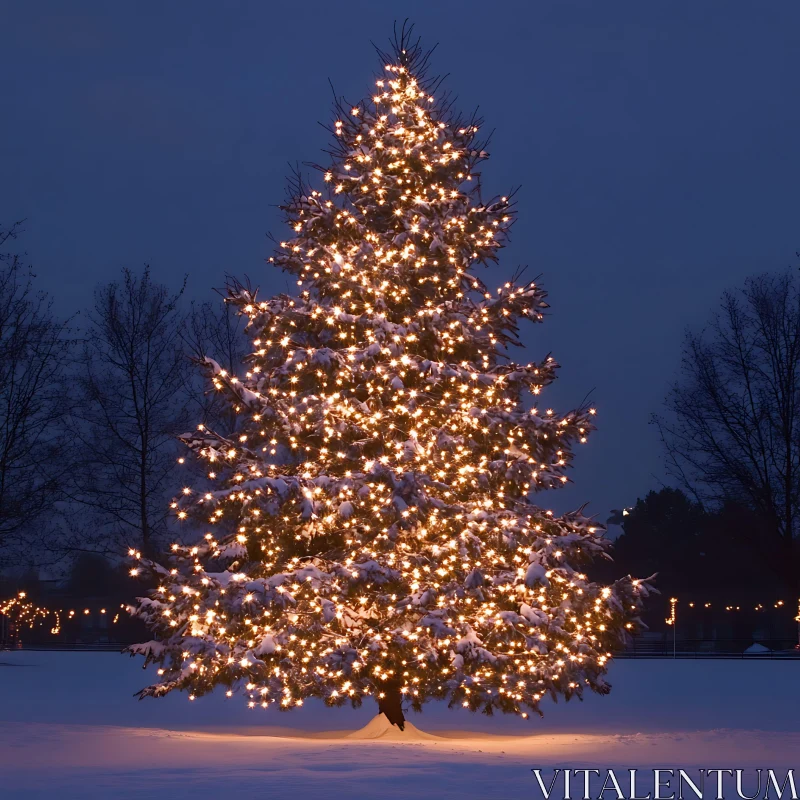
(67, 553, 117, 597)
(0, 221, 74, 568)
(67, 267, 190, 558)
(655, 271, 800, 591)
(602, 488, 769, 598)
(607, 488, 705, 590)
(184, 290, 249, 433)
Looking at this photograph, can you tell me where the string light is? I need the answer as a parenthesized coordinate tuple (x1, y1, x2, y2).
(666, 598, 677, 626)
(0, 594, 128, 639)
(0, 592, 60, 634)
(665, 597, 678, 658)
(127, 35, 653, 721)
(685, 599, 793, 612)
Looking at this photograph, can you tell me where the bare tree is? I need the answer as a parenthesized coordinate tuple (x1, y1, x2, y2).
(184, 286, 249, 433)
(67, 266, 190, 558)
(654, 270, 800, 590)
(0, 221, 74, 567)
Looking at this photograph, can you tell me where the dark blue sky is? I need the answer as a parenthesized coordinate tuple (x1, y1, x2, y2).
(2, 1, 799, 520)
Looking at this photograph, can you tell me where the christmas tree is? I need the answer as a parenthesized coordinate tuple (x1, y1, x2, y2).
(128, 27, 653, 730)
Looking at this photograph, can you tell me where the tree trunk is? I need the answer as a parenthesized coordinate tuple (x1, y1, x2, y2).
(377, 679, 405, 730)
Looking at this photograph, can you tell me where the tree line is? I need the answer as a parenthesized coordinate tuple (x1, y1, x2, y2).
(0, 220, 248, 579)
(654, 268, 800, 597)
(2, 218, 799, 602)
(608, 266, 800, 602)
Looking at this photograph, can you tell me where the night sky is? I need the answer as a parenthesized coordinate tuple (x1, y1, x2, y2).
(2, 1, 799, 520)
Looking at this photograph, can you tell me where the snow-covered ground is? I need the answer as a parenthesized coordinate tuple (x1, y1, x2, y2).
(0, 651, 798, 798)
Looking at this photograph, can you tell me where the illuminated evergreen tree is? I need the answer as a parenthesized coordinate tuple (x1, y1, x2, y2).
(129, 28, 653, 730)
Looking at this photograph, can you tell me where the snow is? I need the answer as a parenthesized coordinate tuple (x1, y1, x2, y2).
(1, 652, 799, 798)
(346, 713, 441, 741)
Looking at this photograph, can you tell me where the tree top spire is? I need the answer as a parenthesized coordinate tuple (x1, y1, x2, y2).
(372, 20, 436, 78)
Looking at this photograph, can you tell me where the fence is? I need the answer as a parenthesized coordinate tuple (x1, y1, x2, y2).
(1, 640, 130, 652)
(616, 636, 800, 659)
